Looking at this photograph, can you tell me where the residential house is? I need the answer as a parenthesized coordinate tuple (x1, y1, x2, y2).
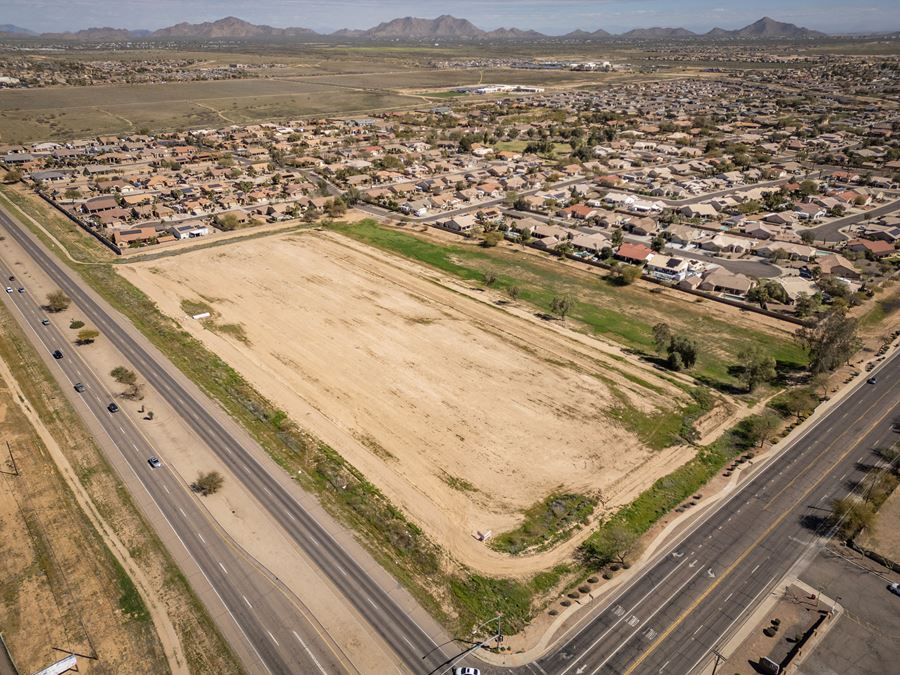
(614, 242, 653, 265)
(697, 269, 753, 297)
(645, 256, 689, 282)
(817, 253, 859, 280)
(846, 239, 894, 258)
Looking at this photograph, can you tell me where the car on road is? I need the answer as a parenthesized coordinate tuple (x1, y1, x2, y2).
(889, 582, 900, 597)
(52, 349, 63, 359)
(74, 383, 85, 393)
(107, 402, 119, 413)
(453, 669, 481, 675)
(147, 457, 162, 469)
(41, 318, 50, 326)
(4, 287, 11, 294)
(17, 287, 24, 294)
(867, 377, 878, 384)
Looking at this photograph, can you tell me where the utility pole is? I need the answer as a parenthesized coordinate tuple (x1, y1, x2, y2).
(436, 614, 504, 675)
(3, 441, 18, 476)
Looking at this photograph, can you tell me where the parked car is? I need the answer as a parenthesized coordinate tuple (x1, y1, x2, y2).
(107, 402, 119, 413)
(74, 383, 85, 393)
(52, 350, 63, 359)
(147, 457, 162, 469)
(453, 669, 481, 675)
(889, 582, 900, 597)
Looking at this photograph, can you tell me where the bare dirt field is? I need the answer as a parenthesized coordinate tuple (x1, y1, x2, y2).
(0, 79, 420, 143)
(857, 484, 900, 563)
(120, 229, 708, 571)
(0, 357, 169, 674)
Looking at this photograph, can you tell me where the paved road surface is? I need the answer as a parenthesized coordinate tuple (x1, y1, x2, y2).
(0, 258, 343, 675)
(3, 200, 897, 675)
(806, 199, 900, 243)
(0, 206, 456, 675)
(504, 351, 898, 675)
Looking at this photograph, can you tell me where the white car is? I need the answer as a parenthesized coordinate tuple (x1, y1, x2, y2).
(453, 668, 481, 675)
(4, 287, 11, 293)
(889, 582, 900, 597)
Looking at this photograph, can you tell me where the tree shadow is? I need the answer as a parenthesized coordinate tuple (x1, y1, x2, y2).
(695, 374, 747, 396)
(800, 512, 829, 533)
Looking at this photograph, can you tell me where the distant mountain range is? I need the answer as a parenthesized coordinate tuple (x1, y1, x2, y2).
(0, 23, 35, 35)
(0, 15, 830, 41)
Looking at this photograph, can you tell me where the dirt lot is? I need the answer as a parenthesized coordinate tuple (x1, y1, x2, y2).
(120, 229, 709, 571)
(0, 298, 240, 675)
(856, 484, 900, 564)
(0, 354, 169, 673)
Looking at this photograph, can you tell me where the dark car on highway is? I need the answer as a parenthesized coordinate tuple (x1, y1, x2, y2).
(52, 349, 63, 359)
(107, 402, 119, 413)
(148, 457, 162, 469)
(74, 383, 86, 393)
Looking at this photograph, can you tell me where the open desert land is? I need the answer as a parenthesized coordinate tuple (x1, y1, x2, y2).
(0, 341, 169, 674)
(119, 225, 783, 573)
(0, 278, 241, 675)
(0, 78, 421, 143)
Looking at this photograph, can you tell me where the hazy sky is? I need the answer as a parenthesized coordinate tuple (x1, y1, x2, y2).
(3, 0, 898, 34)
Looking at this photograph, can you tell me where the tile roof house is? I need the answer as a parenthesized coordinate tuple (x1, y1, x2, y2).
(615, 242, 653, 265)
(845, 239, 894, 258)
(817, 253, 859, 279)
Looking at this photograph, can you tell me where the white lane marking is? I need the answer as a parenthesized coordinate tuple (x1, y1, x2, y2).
(263, 486, 272, 496)
(839, 472, 847, 481)
(751, 563, 760, 574)
(402, 635, 414, 649)
(590, 566, 705, 674)
(692, 624, 704, 637)
(558, 558, 689, 675)
(310, 536, 321, 547)
(267, 630, 279, 647)
(682, 576, 776, 675)
(292, 630, 328, 675)
(218, 561, 228, 575)
(242, 595, 253, 609)
(286, 512, 297, 523)
(197, 532, 206, 544)
(367, 596, 378, 609)
(659, 660, 670, 673)
(163, 485, 170, 494)
(336, 564, 348, 576)
(179, 507, 187, 518)
(724, 592, 733, 603)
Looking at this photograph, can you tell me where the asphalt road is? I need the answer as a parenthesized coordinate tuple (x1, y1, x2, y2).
(0, 260, 342, 675)
(2, 198, 897, 675)
(0, 206, 456, 675)
(806, 199, 900, 243)
(504, 350, 899, 675)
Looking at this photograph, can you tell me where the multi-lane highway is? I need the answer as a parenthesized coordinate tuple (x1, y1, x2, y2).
(0, 254, 349, 675)
(515, 350, 898, 675)
(0, 205, 456, 675)
(2, 198, 897, 675)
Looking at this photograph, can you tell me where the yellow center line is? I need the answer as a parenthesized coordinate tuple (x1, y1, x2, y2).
(623, 384, 897, 675)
